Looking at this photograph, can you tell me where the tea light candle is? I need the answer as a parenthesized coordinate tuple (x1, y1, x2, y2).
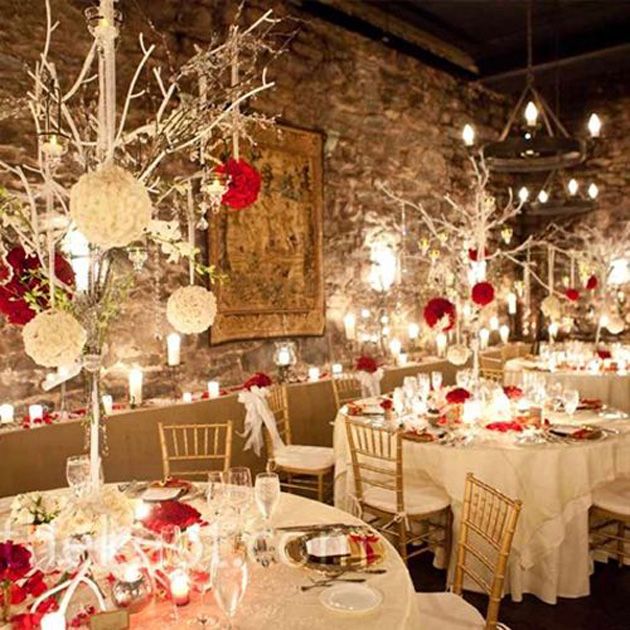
(182, 392, 193, 403)
(128, 368, 143, 405)
(308, 367, 320, 382)
(436, 332, 447, 358)
(0, 404, 14, 424)
(123, 564, 142, 583)
(29, 404, 43, 422)
(166, 333, 181, 366)
(479, 328, 490, 350)
(389, 338, 402, 357)
(207, 380, 220, 398)
(41, 612, 66, 630)
(408, 322, 420, 340)
(499, 325, 510, 344)
(169, 569, 190, 606)
(343, 313, 356, 340)
(331, 363, 343, 376)
(507, 292, 518, 315)
(101, 394, 114, 415)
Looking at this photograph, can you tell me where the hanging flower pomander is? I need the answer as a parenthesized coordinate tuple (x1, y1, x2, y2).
(22, 310, 87, 368)
(69, 164, 152, 249)
(423, 297, 456, 331)
(447, 344, 471, 367)
(471, 281, 495, 307)
(541, 295, 562, 320)
(565, 288, 580, 302)
(167, 285, 217, 334)
(215, 158, 261, 210)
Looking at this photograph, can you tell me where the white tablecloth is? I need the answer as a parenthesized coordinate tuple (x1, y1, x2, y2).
(334, 405, 630, 605)
(0, 490, 420, 629)
(504, 358, 630, 413)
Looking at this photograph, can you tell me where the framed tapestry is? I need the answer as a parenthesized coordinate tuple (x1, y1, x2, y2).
(208, 124, 325, 344)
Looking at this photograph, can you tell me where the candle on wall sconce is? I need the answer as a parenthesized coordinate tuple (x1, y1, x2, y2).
(29, 404, 43, 422)
(479, 328, 490, 350)
(128, 368, 143, 406)
(166, 332, 181, 366)
(182, 392, 193, 403)
(207, 380, 220, 399)
(331, 363, 343, 376)
(308, 367, 320, 382)
(101, 394, 113, 415)
(499, 325, 510, 344)
(343, 313, 356, 340)
(507, 292, 518, 315)
(0, 404, 14, 424)
(436, 333, 447, 358)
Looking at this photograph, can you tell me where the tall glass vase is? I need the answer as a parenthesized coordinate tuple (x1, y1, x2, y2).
(84, 354, 103, 492)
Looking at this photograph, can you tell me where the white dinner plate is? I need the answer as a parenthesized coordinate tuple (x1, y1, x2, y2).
(319, 583, 382, 615)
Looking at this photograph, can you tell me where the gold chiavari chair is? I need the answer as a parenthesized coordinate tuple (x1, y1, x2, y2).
(416, 473, 522, 630)
(345, 416, 451, 564)
(158, 421, 233, 481)
(589, 478, 630, 566)
(480, 355, 505, 384)
(264, 384, 334, 503)
(331, 373, 363, 411)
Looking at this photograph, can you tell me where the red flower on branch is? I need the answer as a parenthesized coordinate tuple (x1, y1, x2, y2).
(423, 297, 456, 331)
(468, 247, 489, 262)
(356, 356, 379, 373)
(243, 372, 272, 390)
(565, 288, 580, 302)
(586, 275, 598, 291)
(503, 385, 523, 400)
(215, 158, 261, 210)
(446, 387, 471, 404)
(142, 501, 203, 534)
(471, 282, 495, 307)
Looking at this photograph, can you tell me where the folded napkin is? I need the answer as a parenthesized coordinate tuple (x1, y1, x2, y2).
(306, 534, 350, 558)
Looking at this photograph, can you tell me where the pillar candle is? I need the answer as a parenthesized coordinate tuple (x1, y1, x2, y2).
(408, 322, 420, 340)
(436, 332, 447, 358)
(331, 363, 343, 376)
(169, 569, 190, 606)
(128, 368, 143, 405)
(182, 392, 193, 403)
(507, 292, 518, 315)
(308, 367, 320, 382)
(479, 328, 490, 350)
(166, 333, 181, 366)
(276, 348, 291, 366)
(389, 338, 402, 357)
(0, 404, 14, 424)
(343, 313, 356, 340)
(207, 380, 220, 398)
(398, 352, 408, 367)
(499, 325, 510, 345)
(29, 404, 43, 422)
(101, 394, 114, 415)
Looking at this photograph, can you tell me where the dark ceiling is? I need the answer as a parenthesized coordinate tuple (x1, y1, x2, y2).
(293, 0, 630, 92)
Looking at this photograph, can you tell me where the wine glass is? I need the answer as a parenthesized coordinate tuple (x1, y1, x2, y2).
(254, 473, 280, 526)
(212, 550, 248, 629)
(226, 468, 252, 515)
(187, 526, 219, 628)
(66, 455, 92, 496)
(431, 370, 443, 391)
(417, 374, 431, 402)
(563, 388, 580, 418)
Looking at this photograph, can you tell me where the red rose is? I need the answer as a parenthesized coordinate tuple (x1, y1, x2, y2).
(503, 385, 523, 400)
(565, 288, 580, 302)
(471, 282, 495, 307)
(0, 541, 31, 582)
(596, 349, 611, 360)
(423, 297, 456, 331)
(485, 421, 523, 433)
(446, 387, 471, 404)
(379, 398, 393, 411)
(243, 372, 272, 390)
(215, 158, 261, 210)
(22, 571, 47, 598)
(142, 501, 202, 534)
(586, 275, 598, 291)
(356, 356, 378, 373)
(468, 247, 489, 262)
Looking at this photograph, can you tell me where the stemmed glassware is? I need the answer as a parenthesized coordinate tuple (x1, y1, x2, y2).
(563, 388, 580, 418)
(226, 467, 253, 517)
(66, 455, 101, 496)
(254, 472, 280, 526)
(417, 374, 431, 403)
(212, 547, 248, 630)
(187, 526, 219, 628)
(431, 370, 443, 392)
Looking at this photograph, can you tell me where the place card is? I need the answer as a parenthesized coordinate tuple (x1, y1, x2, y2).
(306, 534, 350, 558)
(90, 610, 129, 630)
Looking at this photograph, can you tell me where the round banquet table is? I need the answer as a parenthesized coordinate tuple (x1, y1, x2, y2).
(504, 357, 630, 413)
(333, 402, 630, 605)
(0, 489, 420, 629)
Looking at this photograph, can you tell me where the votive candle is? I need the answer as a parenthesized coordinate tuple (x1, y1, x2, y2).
(0, 403, 14, 424)
(343, 313, 356, 340)
(308, 367, 320, 382)
(408, 322, 420, 340)
(166, 333, 181, 366)
(29, 404, 43, 422)
(207, 380, 220, 398)
(169, 569, 190, 606)
(389, 338, 402, 357)
(128, 368, 143, 405)
(489, 316, 499, 331)
(182, 392, 193, 403)
(101, 394, 114, 415)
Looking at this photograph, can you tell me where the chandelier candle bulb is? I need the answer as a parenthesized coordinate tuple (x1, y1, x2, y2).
(169, 569, 190, 606)
(331, 363, 343, 376)
(182, 392, 193, 403)
(479, 328, 490, 350)
(518, 186, 529, 203)
(343, 313, 356, 340)
(408, 322, 420, 340)
(499, 325, 510, 344)
(567, 178, 579, 196)
(29, 404, 43, 422)
(537, 190, 549, 204)
(524, 100, 539, 126)
(507, 292, 518, 315)
(0, 404, 14, 424)
(308, 367, 320, 382)
(588, 113, 601, 138)
(207, 380, 220, 398)
(166, 332, 181, 366)
(389, 338, 402, 357)
(588, 183, 599, 199)
(462, 124, 475, 147)
(128, 368, 143, 405)
(436, 332, 447, 358)
(101, 394, 113, 415)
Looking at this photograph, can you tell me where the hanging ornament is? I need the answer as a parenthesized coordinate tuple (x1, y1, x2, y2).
(586, 275, 598, 291)
(201, 173, 229, 213)
(423, 297, 456, 331)
(501, 226, 513, 244)
(166, 285, 217, 334)
(127, 246, 148, 272)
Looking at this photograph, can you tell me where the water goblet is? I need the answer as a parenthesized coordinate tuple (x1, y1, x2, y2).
(226, 467, 253, 515)
(254, 472, 280, 526)
(65, 455, 94, 496)
(563, 388, 580, 418)
(431, 370, 443, 391)
(212, 549, 248, 629)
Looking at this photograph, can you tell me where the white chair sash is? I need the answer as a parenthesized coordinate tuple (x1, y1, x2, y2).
(238, 386, 285, 457)
(356, 368, 384, 397)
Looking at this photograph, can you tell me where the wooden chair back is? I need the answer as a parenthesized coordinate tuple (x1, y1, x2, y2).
(345, 417, 403, 513)
(332, 374, 363, 410)
(263, 384, 292, 458)
(480, 355, 504, 384)
(453, 473, 522, 629)
(158, 421, 233, 481)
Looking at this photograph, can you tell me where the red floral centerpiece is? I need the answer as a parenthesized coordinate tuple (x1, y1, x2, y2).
(379, 398, 393, 411)
(142, 501, 203, 534)
(0, 246, 75, 326)
(215, 158, 261, 210)
(503, 385, 523, 400)
(243, 372, 272, 390)
(565, 288, 580, 302)
(596, 349, 612, 360)
(586, 275, 598, 291)
(423, 297, 456, 331)
(471, 281, 495, 307)
(0, 541, 32, 622)
(446, 387, 471, 405)
(356, 356, 379, 373)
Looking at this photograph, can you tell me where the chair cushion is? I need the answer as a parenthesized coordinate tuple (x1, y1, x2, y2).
(592, 478, 630, 515)
(363, 483, 449, 516)
(274, 445, 334, 471)
(416, 592, 485, 629)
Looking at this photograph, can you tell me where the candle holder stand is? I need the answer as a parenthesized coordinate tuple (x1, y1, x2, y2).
(165, 364, 183, 402)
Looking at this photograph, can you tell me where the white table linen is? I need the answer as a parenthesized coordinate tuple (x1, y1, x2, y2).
(334, 404, 630, 605)
(504, 357, 630, 413)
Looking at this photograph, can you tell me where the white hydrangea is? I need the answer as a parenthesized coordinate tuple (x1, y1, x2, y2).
(10, 492, 65, 526)
(22, 310, 87, 368)
(167, 285, 217, 334)
(447, 344, 471, 366)
(70, 164, 152, 250)
(541, 295, 562, 321)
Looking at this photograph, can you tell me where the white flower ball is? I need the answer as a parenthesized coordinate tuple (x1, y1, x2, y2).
(447, 344, 471, 366)
(70, 164, 152, 249)
(541, 295, 561, 320)
(167, 285, 217, 334)
(22, 310, 87, 368)
(606, 314, 625, 335)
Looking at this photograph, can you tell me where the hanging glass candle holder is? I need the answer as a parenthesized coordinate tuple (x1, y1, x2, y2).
(273, 341, 297, 383)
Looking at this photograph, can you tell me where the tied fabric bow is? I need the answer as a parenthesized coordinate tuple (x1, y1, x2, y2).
(349, 533, 380, 564)
(355, 368, 384, 398)
(238, 386, 284, 456)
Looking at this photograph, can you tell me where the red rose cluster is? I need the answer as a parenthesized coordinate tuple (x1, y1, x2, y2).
(243, 372, 273, 390)
(471, 281, 495, 307)
(356, 356, 379, 373)
(379, 398, 393, 411)
(215, 158, 262, 210)
(565, 288, 580, 302)
(142, 501, 203, 534)
(423, 297, 456, 331)
(586, 275, 598, 291)
(446, 387, 471, 405)
(0, 246, 74, 326)
(503, 385, 523, 400)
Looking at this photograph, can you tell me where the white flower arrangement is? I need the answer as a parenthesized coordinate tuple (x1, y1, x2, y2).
(10, 492, 65, 526)
(447, 344, 471, 366)
(69, 164, 152, 250)
(167, 285, 217, 334)
(541, 295, 562, 321)
(22, 309, 87, 368)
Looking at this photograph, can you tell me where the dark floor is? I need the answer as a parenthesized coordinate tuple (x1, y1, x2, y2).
(408, 555, 630, 630)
